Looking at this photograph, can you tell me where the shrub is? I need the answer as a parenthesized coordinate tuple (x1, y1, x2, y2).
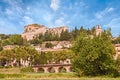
(0, 74, 5, 78)
(0, 66, 4, 68)
(20, 67, 34, 73)
(45, 43, 53, 48)
(4, 66, 12, 68)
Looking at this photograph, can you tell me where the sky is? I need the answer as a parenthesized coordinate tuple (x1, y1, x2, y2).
(0, 0, 120, 36)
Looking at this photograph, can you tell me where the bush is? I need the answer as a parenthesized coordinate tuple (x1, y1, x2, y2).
(4, 66, 12, 68)
(0, 66, 4, 69)
(20, 67, 34, 73)
(0, 66, 12, 69)
(0, 74, 5, 78)
(45, 43, 53, 48)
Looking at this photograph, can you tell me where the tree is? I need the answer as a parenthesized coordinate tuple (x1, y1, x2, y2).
(45, 43, 53, 48)
(60, 30, 71, 41)
(72, 31, 119, 77)
(0, 41, 3, 51)
(9, 34, 23, 45)
(2, 39, 11, 46)
(112, 35, 120, 44)
(0, 46, 39, 66)
(70, 27, 80, 40)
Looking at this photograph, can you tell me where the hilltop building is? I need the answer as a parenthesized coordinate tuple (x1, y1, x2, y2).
(22, 24, 68, 41)
(95, 25, 102, 36)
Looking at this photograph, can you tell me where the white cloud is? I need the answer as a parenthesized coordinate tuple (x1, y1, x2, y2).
(104, 18, 120, 28)
(79, 1, 86, 7)
(5, 8, 13, 15)
(95, 7, 114, 19)
(50, 0, 60, 11)
(107, 7, 114, 12)
(55, 17, 65, 26)
(103, 18, 120, 36)
(42, 12, 54, 27)
(4, 0, 23, 18)
(0, 19, 18, 34)
(23, 16, 34, 24)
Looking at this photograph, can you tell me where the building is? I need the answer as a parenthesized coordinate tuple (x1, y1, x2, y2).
(114, 44, 120, 60)
(3, 45, 18, 50)
(22, 24, 68, 41)
(95, 25, 102, 36)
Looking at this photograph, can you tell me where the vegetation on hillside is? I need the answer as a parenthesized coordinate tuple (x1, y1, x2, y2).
(0, 26, 120, 78)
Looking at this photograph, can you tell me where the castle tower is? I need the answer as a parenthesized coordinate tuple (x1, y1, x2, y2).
(95, 25, 102, 36)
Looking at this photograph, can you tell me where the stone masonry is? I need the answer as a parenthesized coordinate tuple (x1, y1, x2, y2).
(22, 24, 68, 41)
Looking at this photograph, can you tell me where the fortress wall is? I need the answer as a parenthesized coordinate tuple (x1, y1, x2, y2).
(22, 24, 68, 41)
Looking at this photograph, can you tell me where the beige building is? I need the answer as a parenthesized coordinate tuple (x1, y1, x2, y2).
(95, 25, 102, 36)
(22, 24, 68, 41)
(3, 45, 18, 50)
(114, 44, 120, 60)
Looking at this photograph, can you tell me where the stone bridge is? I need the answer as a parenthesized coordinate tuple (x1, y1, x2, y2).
(32, 64, 71, 73)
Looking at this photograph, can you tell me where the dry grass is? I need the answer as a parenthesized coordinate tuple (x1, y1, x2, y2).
(0, 67, 20, 74)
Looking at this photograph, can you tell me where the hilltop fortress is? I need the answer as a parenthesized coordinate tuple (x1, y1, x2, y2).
(22, 24, 102, 41)
(22, 24, 68, 41)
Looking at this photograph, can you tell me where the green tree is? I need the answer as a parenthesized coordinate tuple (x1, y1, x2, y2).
(2, 39, 11, 46)
(112, 35, 120, 44)
(70, 27, 80, 40)
(72, 31, 119, 77)
(0, 41, 3, 51)
(0, 34, 10, 40)
(9, 34, 23, 45)
(45, 43, 53, 48)
(60, 30, 71, 41)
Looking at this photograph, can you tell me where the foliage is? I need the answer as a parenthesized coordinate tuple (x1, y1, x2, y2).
(1, 34, 24, 46)
(0, 46, 39, 66)
(9, 34, 24, 45)
(60, 30, 71, 41)
(0, 42, 3, 51)
(112, 35, 120, 44)
(1, 39, 11, 46)
(20, 67, 34, 73)
(72, 30, 119, 77)
(45, 42, 53, 48)
(0, 74, 5, 78)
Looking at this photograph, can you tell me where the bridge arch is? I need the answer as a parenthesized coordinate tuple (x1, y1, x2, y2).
(32, 64, 72, 73)
(59, 66, 66, 73)
(48, 67, 55, 73)
(37, 67, 44, 73)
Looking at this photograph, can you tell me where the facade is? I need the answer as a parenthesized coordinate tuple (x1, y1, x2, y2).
(22, 24, 68, 41)
(114, 44, 120, 60)
(95, 25, 102, 36)
(3, 45, 18, 50)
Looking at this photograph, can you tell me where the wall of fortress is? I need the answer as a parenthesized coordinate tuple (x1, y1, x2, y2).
(21, 24, 68, 41)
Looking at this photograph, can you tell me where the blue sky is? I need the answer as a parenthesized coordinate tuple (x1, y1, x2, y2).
(0, 0, 120, 36)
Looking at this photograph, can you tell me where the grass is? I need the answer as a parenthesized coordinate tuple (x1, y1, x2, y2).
(1, 68, 120, 80)
(0, 67, 20, 74)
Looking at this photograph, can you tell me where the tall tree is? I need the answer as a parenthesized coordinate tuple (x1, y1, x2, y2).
(9, 34, 23, 45)
(60, 30, 71, 41)
(72, 30, 119, 77)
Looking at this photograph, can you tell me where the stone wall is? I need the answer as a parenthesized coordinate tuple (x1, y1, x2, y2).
(21, 24, 68, 41)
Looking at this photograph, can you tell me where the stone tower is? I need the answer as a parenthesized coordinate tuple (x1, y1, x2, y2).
(95, 25, 102, 36)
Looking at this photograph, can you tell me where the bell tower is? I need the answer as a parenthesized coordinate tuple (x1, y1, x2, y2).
(95, 25, 102, 36)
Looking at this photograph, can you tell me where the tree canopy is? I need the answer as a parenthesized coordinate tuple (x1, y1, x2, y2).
(72, 30, 119, 77)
